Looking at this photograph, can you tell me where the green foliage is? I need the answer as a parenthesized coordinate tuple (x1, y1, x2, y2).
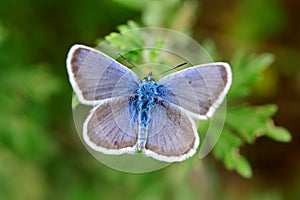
(0, 50, 61, 164)
(105, 21, 142, 51)
(214, 52, 291, 178)
(103, 21, 167, 67)
(202, 40, 292, 177)
(228, 51, 275, 100)
(104, 21, 145, 65)
(114, 0, 199, 34)
(101, 21, 291, 178)
(0, 28, 62, 200)
(228, 0, 287, 43)
(114, 0, 181, 26)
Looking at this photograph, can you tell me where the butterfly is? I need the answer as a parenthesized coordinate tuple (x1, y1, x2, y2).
(66, 44, 232, 162)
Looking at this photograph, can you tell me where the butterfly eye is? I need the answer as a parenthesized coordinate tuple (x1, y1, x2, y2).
(156, 99, 164, 106)
(129, 95, 138, 102)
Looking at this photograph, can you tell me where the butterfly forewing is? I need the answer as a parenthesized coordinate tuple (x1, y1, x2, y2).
(67, 45, 141, 105)
(83, 97, 138, 154)
(157, 63, 232, 118)
(144, 101, 199, 162)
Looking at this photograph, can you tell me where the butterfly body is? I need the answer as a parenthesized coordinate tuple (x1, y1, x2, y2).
(67, 44, 232, 162)
(133, 73, 161, 150)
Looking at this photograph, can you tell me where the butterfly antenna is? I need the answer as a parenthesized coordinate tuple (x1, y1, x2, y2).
(116, 52, 136, 68)
(159, 62, 189, 75)
(117, 52, 145, 77)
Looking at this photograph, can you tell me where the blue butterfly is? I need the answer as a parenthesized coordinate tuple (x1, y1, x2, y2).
(66, 44, 232, 162)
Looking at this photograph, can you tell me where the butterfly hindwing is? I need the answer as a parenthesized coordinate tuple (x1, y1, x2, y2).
(144, 101, 199, 162)
(67, 45, 141, 105)
(83, 96, 138, 154)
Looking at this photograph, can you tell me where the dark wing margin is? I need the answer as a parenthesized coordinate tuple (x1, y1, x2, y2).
(157, 62, 232, 119)
(66, 44, 141, 105)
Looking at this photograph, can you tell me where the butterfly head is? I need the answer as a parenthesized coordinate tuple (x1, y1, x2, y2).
(143, 72, 155, 83)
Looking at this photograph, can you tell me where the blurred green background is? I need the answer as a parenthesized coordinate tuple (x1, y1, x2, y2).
(0, 0, 300, 199)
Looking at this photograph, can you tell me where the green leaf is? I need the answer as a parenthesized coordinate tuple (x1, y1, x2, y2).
(105, 21, 144, 52)
(104, 21, 145, 65)
(266, 120, 292, 142)
(214, 129, 253, 178)
(214, 103, 291, 178)
(103, 21, 170, 69)
(214, 129, 242, 160)
(228, 51, 275, 100)
(235, 156, 253, 178)
(118, 20, 140, 32)
(226, 104, 277, 143)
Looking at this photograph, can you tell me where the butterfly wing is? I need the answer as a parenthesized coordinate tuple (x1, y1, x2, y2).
(157, 62, 232, 119)
(144, 101, 199, 162)
(83, 96, 138, 154)
(66, 44, 141, 105)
